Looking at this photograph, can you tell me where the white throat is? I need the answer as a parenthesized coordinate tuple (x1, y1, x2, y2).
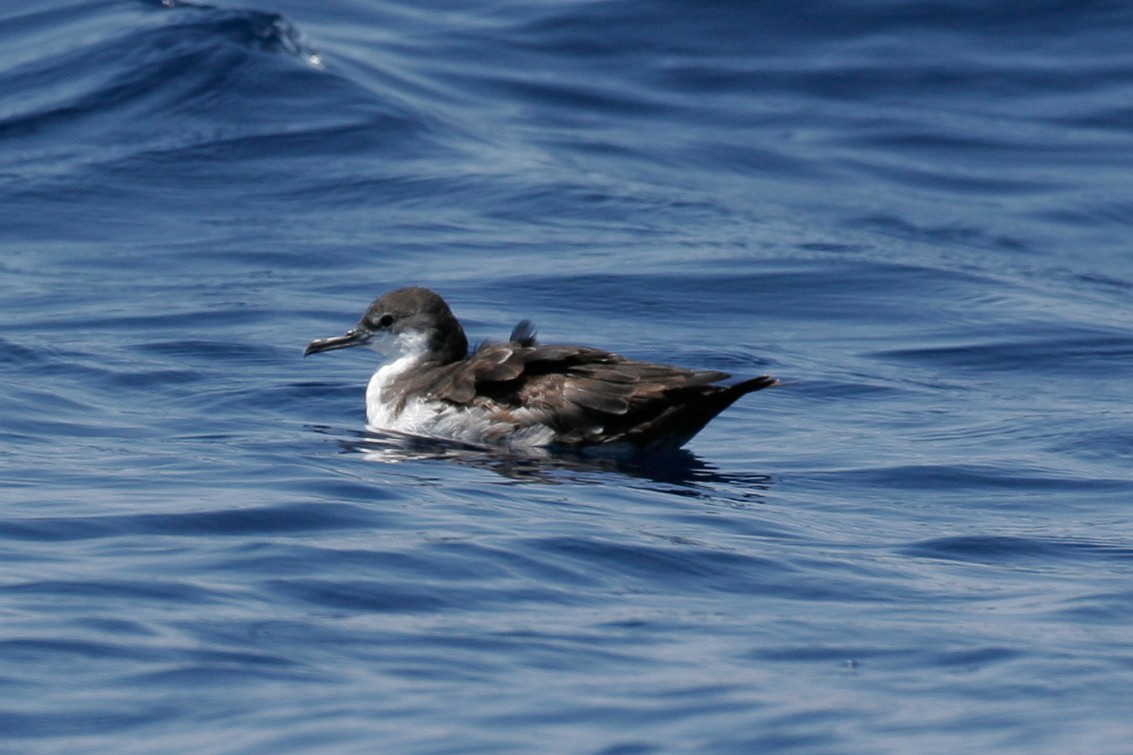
(365, 330, 431, 429)
(361, 327, 557, 448)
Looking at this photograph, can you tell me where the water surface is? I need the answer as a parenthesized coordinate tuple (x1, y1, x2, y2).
(2, 0, 1132, 751)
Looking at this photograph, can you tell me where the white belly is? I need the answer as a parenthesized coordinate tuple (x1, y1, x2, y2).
(365, 362, 556, 447)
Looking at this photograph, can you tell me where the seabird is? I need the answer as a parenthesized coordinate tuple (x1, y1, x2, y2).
(304, 287, 778, 452)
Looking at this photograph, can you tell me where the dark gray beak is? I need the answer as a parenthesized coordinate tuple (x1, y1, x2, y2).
(304, 328, 371, 356)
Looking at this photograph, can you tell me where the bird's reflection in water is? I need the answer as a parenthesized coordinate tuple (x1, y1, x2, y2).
(310, 425, 774, 495)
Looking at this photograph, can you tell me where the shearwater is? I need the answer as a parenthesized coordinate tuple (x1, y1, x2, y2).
(304, 287, 778, 452)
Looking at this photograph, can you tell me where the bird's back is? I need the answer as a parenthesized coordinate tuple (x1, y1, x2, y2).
(402, 341, 777, 450)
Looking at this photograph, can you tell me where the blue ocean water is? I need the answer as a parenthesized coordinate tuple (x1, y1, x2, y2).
(3, 0, 1133, 751)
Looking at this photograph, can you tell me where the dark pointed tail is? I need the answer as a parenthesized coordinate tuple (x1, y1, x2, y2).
(639, 374, 780, 452)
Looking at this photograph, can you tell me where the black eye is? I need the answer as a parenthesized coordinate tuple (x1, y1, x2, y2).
(378, 313, 395, 328)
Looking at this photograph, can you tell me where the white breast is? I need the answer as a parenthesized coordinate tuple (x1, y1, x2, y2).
(363, 334, 557, 448)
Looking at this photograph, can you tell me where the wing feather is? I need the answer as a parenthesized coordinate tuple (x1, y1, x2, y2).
(562, 378, 632, 415)
(416, 338, 771, 448)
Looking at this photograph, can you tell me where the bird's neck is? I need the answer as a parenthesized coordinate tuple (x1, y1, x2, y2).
(366, 326, 467, 427)
(366, 331, 429, 425)
(427, 318, 468, 364)
(381, 330, 433, 378)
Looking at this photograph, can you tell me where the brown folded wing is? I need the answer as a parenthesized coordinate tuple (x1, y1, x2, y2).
(414, 342, 776, 449)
